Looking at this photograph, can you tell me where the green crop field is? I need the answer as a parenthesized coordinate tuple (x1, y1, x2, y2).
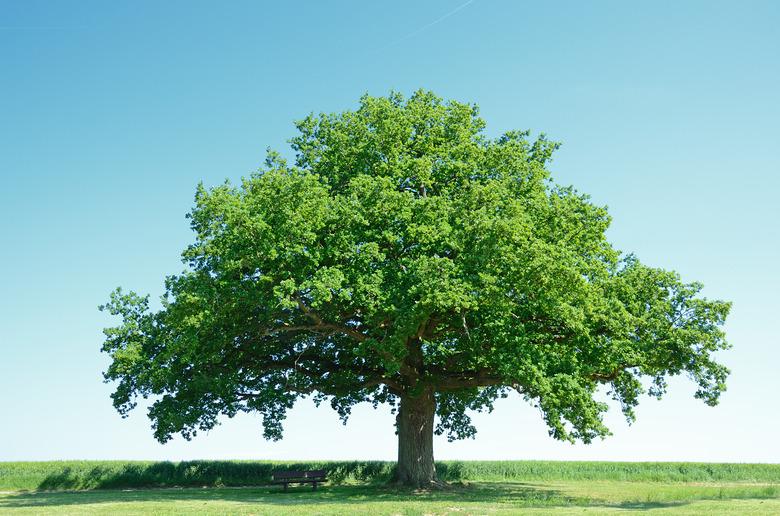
(1, 461, 779, 514)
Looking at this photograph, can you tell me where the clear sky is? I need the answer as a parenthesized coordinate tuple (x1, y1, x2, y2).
(1, 0, 778, 463)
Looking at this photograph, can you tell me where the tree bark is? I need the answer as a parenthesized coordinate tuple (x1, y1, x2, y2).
(396, 388, 437, 487)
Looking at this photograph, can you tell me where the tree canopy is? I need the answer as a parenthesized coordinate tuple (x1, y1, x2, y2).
(101, 90, 731, 486)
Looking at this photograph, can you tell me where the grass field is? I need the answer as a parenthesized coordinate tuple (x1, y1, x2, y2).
(1, 461, 778, 514)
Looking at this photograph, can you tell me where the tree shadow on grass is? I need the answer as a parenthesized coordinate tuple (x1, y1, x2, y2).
(4, 463, 776, 512)
(0, 483, 588, 510)
(30, 461, 396, 491)
(18, 460, 474, 492)
(6, 482, 747, 512)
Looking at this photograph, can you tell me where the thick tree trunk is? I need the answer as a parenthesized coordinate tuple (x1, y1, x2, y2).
(396, 389, 437, 487)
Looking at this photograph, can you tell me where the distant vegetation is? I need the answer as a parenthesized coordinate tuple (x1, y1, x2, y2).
(2, 461, 780, 492)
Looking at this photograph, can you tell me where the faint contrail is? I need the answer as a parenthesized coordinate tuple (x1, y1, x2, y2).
(376, 0, 477, 52)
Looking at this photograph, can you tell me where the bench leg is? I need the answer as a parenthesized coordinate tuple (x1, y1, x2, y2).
(283, 482, 288, 492)
(312, 481, 317, 491)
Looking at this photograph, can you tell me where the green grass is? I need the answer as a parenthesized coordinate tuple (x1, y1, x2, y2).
(2, 460, 780, 491)
(1, 461, 778, 514)
(1, 481, 779, 514)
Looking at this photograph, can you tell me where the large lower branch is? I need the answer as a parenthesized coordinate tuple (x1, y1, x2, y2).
(425, 365, 505, 390)
(236, 376, 395, 399)
(588, 364, 638, 382)
(242, 351, 404, 393)
(293, 296, 372, 343)
(262, 322, 369, 343)
(435, 363, 641, 391)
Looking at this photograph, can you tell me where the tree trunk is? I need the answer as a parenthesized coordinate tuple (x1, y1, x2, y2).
(396, 389, 437, 487)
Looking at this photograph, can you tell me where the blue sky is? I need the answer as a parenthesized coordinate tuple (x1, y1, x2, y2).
(1, 0, 778, 462)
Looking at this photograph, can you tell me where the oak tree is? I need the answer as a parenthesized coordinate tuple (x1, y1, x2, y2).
(101, 91, 731, 487)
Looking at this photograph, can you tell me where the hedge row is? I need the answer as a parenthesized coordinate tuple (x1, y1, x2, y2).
(2, 460, 779, 491)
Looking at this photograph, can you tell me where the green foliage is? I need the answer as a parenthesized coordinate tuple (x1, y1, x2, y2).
(100, 90, 731, 446)
(3, 461, 780, 492)
(0, 461, 394, 491)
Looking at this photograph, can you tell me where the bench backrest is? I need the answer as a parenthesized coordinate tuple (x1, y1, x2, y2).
(273, 469, 327, 480)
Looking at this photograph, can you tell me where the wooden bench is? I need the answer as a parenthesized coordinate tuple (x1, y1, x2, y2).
(272, 469, 327, 491)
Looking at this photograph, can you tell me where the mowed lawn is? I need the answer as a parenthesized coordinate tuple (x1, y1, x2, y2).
(2, 482, 779, 514)
(1, 461, 779, 514)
